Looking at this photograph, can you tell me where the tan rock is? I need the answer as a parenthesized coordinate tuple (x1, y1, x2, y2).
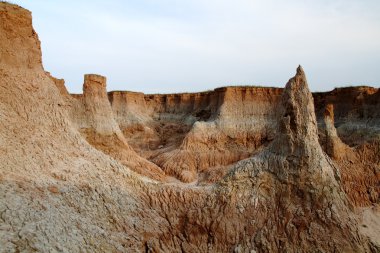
(0, 3, 378, 252)
(69, 74, 169, 181)
(323, 104, 379, 207)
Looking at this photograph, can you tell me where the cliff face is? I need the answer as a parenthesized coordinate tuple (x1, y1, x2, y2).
(0, 2, 379, 252)
(315, 89, 380, 208)
(323, 104, 379, 207)
(107, 85, 380, 184)
(213, 66, 364, 252)
(69, 74, 169, 181)
(107, 87, 282, 182)
(314, 86, 379, 123)
(0, 3, 148, 252)
(314, 86, 380, 146)
(0, 3, 42, 70)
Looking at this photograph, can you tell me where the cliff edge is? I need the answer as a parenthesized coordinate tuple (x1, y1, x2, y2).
(0, 2, 378, 252)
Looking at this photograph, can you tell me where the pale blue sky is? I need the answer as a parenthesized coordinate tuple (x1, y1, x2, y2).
(12, 0, 380, 93)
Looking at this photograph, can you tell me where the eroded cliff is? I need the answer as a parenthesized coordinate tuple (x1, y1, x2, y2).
(0, 2, 379, 252)
(105, 87, 282, 183)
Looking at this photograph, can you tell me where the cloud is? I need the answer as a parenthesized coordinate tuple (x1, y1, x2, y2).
(12, 0, 380, 93)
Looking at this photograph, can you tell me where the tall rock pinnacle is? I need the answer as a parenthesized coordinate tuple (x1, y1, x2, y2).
(267, 66, 339, 184)
(274, 65, 320, 156)
(1, 2, 375, 251)
(220, 66, 366, 252)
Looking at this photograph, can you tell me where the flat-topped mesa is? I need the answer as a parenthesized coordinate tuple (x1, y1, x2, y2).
(109, 86, 282, 122)
(82, 74, 123, 135)
(0, 3, 42, 70)
(83, 74, 107, 97)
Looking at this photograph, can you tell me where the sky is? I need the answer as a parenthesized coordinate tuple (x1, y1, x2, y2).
(11, 0, 380, 94)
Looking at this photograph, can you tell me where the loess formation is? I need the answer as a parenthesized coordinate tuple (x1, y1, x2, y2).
(0, 3, 379, 252)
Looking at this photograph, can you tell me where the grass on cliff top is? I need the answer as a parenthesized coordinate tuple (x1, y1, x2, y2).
(0, 1, 25, 10)
(1, 1, 15, 5)
(313, 85, 378, 95)
(109, 85, 283, 96)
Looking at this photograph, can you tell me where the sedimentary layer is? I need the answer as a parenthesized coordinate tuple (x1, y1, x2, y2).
(0, 3, 379, 252)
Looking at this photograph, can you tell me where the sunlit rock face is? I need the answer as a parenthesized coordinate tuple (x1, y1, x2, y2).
(0, 2, 379, 252)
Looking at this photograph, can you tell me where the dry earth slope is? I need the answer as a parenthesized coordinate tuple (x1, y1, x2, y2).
(0, 2, 379, 253)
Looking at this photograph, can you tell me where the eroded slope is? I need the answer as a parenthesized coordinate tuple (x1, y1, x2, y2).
(0, 3, 379, 252)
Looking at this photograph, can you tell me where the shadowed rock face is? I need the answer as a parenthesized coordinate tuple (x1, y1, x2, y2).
(0, 2, 379, 252)
(323, 104, 379, 207)
(69, 66, 380, 185)
(324, 103, 348, 160)
(105, 82, 380, 184)
(315, 86, 380, 146)
(105, 87, 283, 182)
(149, 65, 369, 252)
(69, 74, 169, 181)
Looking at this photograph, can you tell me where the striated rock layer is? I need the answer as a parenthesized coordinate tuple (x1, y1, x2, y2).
(105, 85, 380, 184)
(106, 87, 283, 182)
(0, 3, 149, 251)
(69, 74, 169, 181)
(323, 104, 379, 207)
(315, 86, 380, 146)
(0, 2, 379, 252)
